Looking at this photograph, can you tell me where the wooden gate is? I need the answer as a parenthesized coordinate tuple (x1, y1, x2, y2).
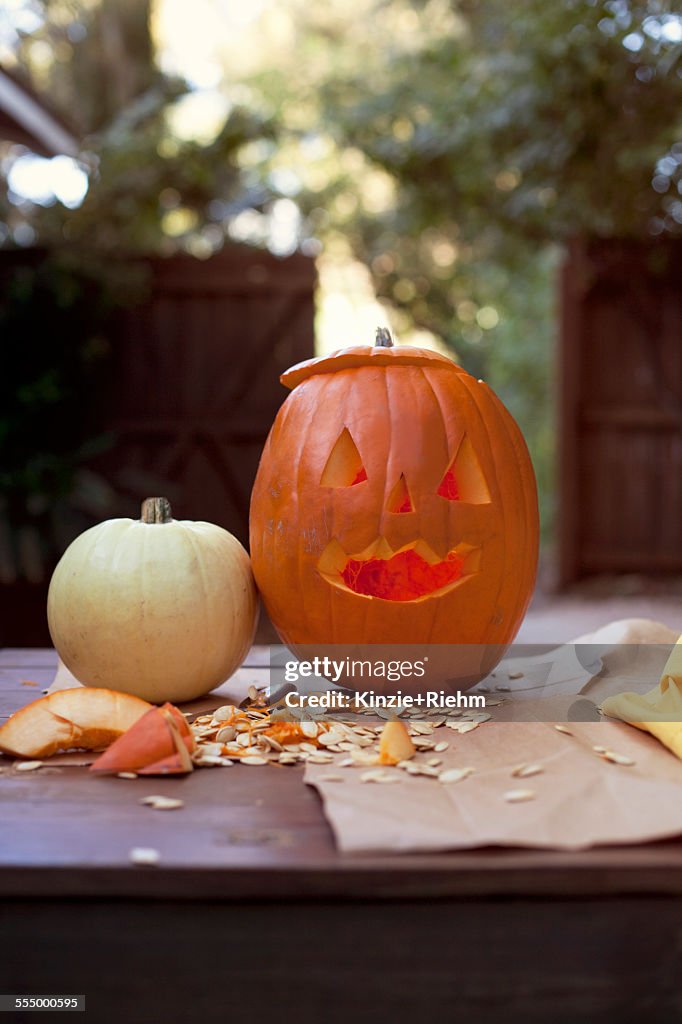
(94, 246, 316, 546)
(559, 238, 682, 583)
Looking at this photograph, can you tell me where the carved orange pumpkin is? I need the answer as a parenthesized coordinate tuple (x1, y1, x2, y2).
(250, 332, 538, 652)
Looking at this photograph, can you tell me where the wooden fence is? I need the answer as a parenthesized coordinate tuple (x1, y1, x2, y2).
(1, 245, 315, 644)
(92, 247, 316, 546)
(559, 238, 682, 584)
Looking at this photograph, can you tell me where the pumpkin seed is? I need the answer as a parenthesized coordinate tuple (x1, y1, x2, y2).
(140, 795, 184, 811)
(15, 760, 43, 771)
(216, 726, 236, 743)
(511, 763, 544, 778)
(602, 750, 635, 766)
(129, 847, 160, 866)
(554, 724, 573, 735)
(434, 741, 449, 752)
(439, 767, 474, 784)
(360, 769, 400, 784)
(318, 731, 344, 747)
(454, 721, 479, 735)
(504, 788, 536, 802)
(117, 772, 138, 779)
(212, 706, 237, 722)
(411, 722, 435, 735)
(241, 756, 268, 766)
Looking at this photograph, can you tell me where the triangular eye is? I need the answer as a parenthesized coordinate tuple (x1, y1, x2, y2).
(437, 467, 460, 500)
(437, 435, 491, 504)
(321, 428, 367, 487)
(387, 474, 413, 513)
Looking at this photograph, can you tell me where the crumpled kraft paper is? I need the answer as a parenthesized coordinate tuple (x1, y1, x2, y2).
(306, 618, 682, 852)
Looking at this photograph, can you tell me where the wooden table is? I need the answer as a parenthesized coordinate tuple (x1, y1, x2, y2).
(3, 649, 682, 1023)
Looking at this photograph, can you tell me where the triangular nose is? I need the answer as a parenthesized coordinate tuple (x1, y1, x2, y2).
(386, 474, 413, 513)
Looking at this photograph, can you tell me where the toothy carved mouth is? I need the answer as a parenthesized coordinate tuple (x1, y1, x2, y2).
(317, 539, 481, 602)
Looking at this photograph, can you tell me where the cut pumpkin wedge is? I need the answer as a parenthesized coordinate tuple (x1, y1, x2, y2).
(90, 703, 194, 775)
(0, 688, 152, 759)
(378, 720, 416, 765)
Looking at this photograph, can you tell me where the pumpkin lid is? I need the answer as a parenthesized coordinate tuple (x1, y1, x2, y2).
(281, 338, 463, 391)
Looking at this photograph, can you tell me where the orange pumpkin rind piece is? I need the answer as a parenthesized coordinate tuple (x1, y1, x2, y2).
(0, 688, 152, 759)
(378, 721, 415, 765)
(90, 702, 194, 775)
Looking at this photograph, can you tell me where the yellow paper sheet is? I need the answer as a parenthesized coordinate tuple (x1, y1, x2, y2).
(602, 635, 682, 757)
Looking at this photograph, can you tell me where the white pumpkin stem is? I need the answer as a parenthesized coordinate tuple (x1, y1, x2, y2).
(141, 497, 173, 524)
(374, 327, 394, 348)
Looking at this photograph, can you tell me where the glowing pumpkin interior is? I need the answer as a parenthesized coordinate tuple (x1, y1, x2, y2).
(317, 428, 489, 602)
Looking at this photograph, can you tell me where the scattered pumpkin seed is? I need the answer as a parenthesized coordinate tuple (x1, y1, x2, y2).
(511, 763, 544, 778)
(554, 724, 573, 735)
(117, 772, 138, 780)
(215, 726, 236, 743)
(504, 788, 536, 803)
(602, 750, 635, 766)
(212, 706, 237, 722)
(241, 755, 268, 766)
(360, 769, 400, 784)
(15, 760, 43, 771)
(439, 767, 474, 784)
(139, 795, 184, 811)
(454, 721, 480, 735)
(129, 847, 160, 866)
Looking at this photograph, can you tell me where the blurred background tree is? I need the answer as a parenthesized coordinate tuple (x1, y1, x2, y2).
(1, 0, 681, 569)
(235, 0, 682, 536)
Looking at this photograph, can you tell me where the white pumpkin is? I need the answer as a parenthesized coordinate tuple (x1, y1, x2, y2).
(47, 498, 259, 703)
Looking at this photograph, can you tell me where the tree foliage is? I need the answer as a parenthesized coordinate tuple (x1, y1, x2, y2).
(245, 0, 682, 534)
(2, 0, 681, 552)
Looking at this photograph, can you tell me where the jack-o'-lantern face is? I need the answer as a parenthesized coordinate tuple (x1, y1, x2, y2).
(250, 338, 538, 649)
(316, 427, 489, 601)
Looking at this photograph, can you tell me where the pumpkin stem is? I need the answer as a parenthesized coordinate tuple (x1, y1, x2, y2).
(374, 327, 394, 348)
(141, 497, 173, 524)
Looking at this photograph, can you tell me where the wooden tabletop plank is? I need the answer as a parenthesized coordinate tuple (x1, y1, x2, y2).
(0, 648, 59, 668)
(4, 648, 682, 901)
